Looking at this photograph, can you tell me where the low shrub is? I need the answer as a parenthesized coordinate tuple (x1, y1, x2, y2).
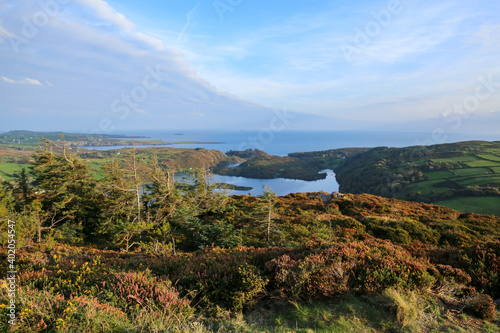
(464, 293, 497, 321)
(265, 239, 435, 299)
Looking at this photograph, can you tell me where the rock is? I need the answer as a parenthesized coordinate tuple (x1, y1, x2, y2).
(308, 191, 342, 203)
(332, 191, 343, 199)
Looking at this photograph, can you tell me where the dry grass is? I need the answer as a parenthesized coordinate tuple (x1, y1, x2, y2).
(383, 288, 437, 332)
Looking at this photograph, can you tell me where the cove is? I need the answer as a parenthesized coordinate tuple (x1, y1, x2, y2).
(209, 169, 339, 196)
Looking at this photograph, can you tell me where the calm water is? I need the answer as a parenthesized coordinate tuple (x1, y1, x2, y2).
(86, 130, 498, 196)
(175, 170, 339, 196)
(96, 130, 499, 156)
(213, 169, 339, 196)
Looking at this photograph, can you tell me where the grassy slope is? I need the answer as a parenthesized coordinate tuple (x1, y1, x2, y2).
(2, 138, 499, 215)
(214, 142, 500, 215)
(333, 141, 500, 215)
(2, 192, 499, 332)
(0, 146, 241, 182)
(435, 196, 500, 216)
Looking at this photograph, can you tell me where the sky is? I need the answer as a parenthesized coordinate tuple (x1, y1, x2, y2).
(0, 0, 499, 134)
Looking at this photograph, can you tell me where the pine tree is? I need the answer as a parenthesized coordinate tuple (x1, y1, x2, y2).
(253, 185, 279, 245)
(99, 146, 155, 251)
(30, 139, 102, 242)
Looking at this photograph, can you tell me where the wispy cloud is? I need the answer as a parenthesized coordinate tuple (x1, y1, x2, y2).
(175, 0, 500, 127)
(0, 0, 284, 131)
(178, 2, 201, 41)
(76, 0, 135, 30)
(1, 0, 499, 133)
(75, 0, 165, 50)
(1, 76, 43, 86)
(471, 24, 500, 49)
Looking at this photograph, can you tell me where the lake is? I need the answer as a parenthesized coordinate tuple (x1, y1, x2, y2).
(175, 169, 338, 197)
(84, 130, 499, 196)
(212, 169, 338, 196)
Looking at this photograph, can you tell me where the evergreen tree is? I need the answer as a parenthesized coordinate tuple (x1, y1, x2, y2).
(4, 167, 33, 212)
(30, 139, 102, 242)
(99, 147, 154, 251)
(253, 185, 279, 245)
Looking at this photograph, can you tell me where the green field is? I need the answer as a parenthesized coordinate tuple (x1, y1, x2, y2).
(491, 166, 500, 174)
(432, 156, 480, 163)
(456, 175, 500, 186)
(452, 167, 493, 176)
(423, 171, 455, 179)
(477, 154, 500, 162)
(465, 160, 500, 168)
(332, 141, 500, 216)
(406, 180, 453, 195)
(0, 162, 29, 181)
(435, 196, 500, 216)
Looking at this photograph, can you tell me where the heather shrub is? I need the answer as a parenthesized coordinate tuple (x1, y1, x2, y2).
(155, 247, 268, 312)
(427, 242, 500, 298)
(16, 253, 194, 324)
(430, 220, 480, 247)
(112, 270, 193, 315)
(463, 293, 497, 321)
(265, 239, 435, 299)
(360, 216, 439, 245)
(331, 216, 366, 233)
(350, 240, 435, 294)
(433, 264, 471, 285)
(0, 284, 201, 332)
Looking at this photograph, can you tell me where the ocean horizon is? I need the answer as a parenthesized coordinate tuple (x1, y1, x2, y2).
(94, 129, 499, 156)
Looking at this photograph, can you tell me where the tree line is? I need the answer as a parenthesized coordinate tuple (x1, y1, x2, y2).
(0, 139, 277, 252)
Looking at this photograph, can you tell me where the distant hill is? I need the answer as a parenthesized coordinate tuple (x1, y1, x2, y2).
(214, 141, 500, 215)
(0, 130, 146, 139)
(333, 141, 500, 215)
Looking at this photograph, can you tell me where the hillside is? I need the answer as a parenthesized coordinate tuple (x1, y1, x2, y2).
(334, 141, 500, 215)
(214, 148, 369, 180)
(1, 142, 499, 331)
(214, 141, 500, 215)
(1, 191, 500, 332)
(0, 145, 242, 182)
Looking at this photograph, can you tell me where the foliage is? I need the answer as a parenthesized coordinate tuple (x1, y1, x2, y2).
(1, 142, 500, 331)
(30, 140, 103, 242)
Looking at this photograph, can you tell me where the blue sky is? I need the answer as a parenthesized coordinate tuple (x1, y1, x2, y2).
(0, 0, 499, 134)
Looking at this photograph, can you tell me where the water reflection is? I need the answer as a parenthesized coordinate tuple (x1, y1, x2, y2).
(199, 169, 340, 196)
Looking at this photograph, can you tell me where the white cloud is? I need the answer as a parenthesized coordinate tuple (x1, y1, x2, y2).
(132, 32, 165, 51)
(75, 0, 165, 50)
(1, 76, 43, 86)
(76, 0, 135, 30)
(0, 1, 281, 131)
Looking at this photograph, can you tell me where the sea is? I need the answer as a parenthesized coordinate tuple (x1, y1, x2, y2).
(86, 130, 499, 196)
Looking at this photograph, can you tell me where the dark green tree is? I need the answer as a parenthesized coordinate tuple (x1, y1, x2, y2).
(30, 139, 103, 242)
